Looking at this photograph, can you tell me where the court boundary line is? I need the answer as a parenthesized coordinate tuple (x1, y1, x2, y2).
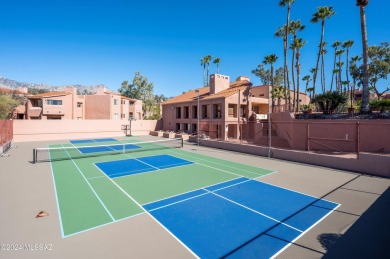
(63, 212, 145, 238)
(167, 150, 277, 179)
(48, 146, 65, 238)
(140, 167, 277, 207)
(203, 188, 304, 233)
(168, 148, 278, 175)
(93, 163, 200, 258)
(89, 162, 193, 180)
(141, 176, 244, 206)
(62, 144, 116, 222)
(270, 203, 341, 259)
(255, 180, 340, 207)
(147, 178, 251, 211)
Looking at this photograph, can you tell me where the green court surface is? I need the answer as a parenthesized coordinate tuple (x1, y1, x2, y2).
(49, 138, 274, 237)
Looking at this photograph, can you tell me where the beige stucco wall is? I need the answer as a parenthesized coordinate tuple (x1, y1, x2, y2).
(13, 120, 160, 142)
(84, 95, 111, 119)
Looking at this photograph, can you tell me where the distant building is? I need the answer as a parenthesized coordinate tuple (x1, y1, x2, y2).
(18, 86, 142, 120)
(161, 74, 310, 140)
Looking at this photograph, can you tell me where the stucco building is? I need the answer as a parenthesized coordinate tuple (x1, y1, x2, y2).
(161, 74, 310, 140)
(20, 86, 142, 120)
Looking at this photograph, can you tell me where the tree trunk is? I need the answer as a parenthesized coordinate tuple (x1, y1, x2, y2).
(296, 51, 301, 112)
(313, 20, 325, 96)
(291, 46, 296, 112)
(360, 6, 370, 112)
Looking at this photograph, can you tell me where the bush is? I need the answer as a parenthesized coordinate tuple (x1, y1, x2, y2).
(369, 99, 390, 112)
(311, 91, 347, 114)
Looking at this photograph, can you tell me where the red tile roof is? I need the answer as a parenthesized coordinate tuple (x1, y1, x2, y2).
(29, 91, 72, 98)
(0, 87, 28, 95)
(162, 80, 253, 105)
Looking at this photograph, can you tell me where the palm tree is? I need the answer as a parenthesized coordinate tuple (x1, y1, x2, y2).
(289, 20, 305, 108)
(274, 25, 290, 107)
(336, 61, 344, 93)
(335, 49, 345, 92)
(263, 54, 278, 112)
(342, 40, 355, 101)
(213, 57, 221, 74)
(356, 0, 370, 112)
(291, 38, 306, 111)
(204, 55, 212, 86)
(200, 57, 207, 86)
(302, 75, 312, 95)
(311, 6, 335, 96)
(279, 0, 296, 110)
(349, 55, 362, 103)
(330, 41, 341, 90)
(320, 42, 328, 92)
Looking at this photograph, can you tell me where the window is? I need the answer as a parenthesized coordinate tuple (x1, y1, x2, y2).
(121, 100, 126, 105)
(175, 123, 180, 131)
(228, 104, 237, 117)
(192, 124, 197, 133)
(252, 106, 260, 114)
(114, 113, 118, 120)
(213, 104, 222, 119)
(192, 106, 198, 119)
(202, 105, 208, 118)
(114, 99, 118, 105)
(176, 107, 181, 119)
(77, 102, 82, 107)
(129, 101, 135, 106)
(31, 100, 42, 107)
(240, 105, 247, 117)
(47, 100, 62, 105)
(184, 106, 189, 119)
(47, 116, 61, 120)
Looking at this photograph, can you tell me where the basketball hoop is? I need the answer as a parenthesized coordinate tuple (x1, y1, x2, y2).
(128, 116, 137, 136)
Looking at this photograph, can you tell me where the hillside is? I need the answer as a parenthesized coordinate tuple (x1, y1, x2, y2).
(0, 76, 108, 94)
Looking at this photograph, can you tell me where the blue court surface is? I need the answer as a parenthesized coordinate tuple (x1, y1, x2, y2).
(77, 143, 140, 154)
(95, 154, 193, 178)
(143, 178, 339, 259)
(70, 138, 118, 144)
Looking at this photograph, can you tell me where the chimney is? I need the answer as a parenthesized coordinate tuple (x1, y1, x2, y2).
(210, 74, 230, 94)
(236, 76, 250, 82)
(17, 87, 28, 93)
(64, 86, 77, 95)
(96, 86, 107, 95)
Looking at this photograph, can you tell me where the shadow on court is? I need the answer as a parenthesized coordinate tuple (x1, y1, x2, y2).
(323, 186, 390, 258)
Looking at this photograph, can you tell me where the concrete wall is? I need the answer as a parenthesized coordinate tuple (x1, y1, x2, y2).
(13, 120, 161, 142)
(198, 139, 390, 178)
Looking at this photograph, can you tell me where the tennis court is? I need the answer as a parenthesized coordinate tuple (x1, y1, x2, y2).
(40, 137, 339, 258)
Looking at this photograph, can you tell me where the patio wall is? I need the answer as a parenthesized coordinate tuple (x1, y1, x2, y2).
(13, 119, 163, 142)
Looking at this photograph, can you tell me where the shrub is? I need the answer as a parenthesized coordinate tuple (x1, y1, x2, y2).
(311, 91, 347, 114)
(369, 99, 390, 112)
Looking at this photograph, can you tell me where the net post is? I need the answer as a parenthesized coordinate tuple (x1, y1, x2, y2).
(33, 148, 36, 164)
(181, 138, 184, 148)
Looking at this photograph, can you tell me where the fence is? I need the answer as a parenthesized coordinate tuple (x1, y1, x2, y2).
(0, 120, 13, 155)
(198, 120, 390, 157)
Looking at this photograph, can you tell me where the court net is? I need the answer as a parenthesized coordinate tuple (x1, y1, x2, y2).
(33, 138, 184, 163)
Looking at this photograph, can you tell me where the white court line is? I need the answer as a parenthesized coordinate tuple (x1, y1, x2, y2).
(93, 164, 200, 258)
(254, 180, 340, 206)
(147, 178, 252, 211)
(63, 212, 145, 238)
(168, 149, 277, 176)
(203, 188, 304, 233)
(48, 146, 65, 238)
(270, 203, 341, 259)
(62, 144, 115, 222)
(142, 177, 245, 206)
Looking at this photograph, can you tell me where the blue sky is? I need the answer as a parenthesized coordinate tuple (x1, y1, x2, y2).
(1, 0, 389, 97)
